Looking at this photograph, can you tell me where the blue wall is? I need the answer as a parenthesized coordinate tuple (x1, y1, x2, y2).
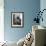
(4, 0, 40, 42)
(40, 0, 46, 27)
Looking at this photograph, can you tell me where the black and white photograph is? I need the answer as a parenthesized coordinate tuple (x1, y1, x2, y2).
(11, 12, 24, 27)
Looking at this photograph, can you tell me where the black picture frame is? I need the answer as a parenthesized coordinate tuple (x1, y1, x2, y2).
(11, 12, 24, 28)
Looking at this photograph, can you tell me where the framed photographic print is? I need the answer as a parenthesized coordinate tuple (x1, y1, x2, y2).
(11, 12, 24, 28)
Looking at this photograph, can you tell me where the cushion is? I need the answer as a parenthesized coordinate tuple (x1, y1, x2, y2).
(17, 37, 25, 46)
